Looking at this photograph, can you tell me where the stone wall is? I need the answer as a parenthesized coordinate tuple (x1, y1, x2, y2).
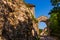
(0, 0, 40, 40)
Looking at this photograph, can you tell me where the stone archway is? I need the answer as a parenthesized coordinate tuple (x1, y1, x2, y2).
(32, 16, 49, 37)
(37, 16, 49, 36)
(37, 16, 48, 28)
(37, 16, 48, 22)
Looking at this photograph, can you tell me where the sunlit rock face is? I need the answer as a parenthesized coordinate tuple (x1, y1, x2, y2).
(0, 0, 39, 40)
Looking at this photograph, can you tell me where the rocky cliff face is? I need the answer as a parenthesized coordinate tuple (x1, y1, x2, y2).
(0, 0, 40, 40)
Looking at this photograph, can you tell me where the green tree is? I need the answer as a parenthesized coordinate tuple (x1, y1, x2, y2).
(51, 0, 60, 6)
(49, 0, 60, 39)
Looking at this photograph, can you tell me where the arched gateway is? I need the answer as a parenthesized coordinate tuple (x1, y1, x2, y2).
(32, 16, 49, 37)
(37, 16, 48, 22)
(37, 16, 49, 36)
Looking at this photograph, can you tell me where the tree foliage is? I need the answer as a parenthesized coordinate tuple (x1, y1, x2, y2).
(51, 0, 60, 6)
(49, 0, 60, 39)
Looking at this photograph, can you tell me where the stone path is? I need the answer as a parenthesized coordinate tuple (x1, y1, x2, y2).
(40, 36, 56, 40)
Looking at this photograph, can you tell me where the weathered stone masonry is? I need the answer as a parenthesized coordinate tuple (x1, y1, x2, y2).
(0, 0, 40, 40)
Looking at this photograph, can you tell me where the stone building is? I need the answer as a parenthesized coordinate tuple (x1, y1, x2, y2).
(0, 0, 40, 40)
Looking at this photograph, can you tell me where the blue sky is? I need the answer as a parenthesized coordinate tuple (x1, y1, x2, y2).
(25, 0, 53, 29)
